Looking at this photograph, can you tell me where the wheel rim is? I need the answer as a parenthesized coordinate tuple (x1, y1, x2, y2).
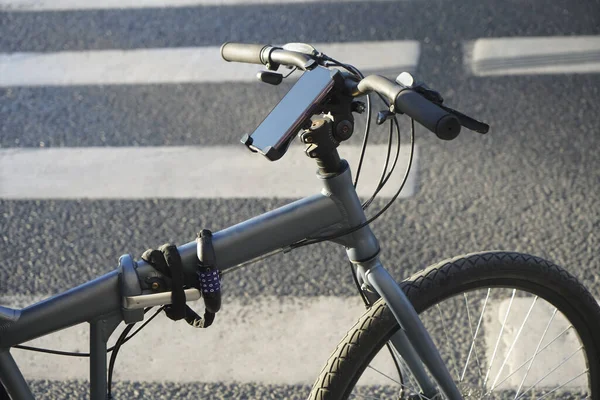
(348, 287, 593, 400)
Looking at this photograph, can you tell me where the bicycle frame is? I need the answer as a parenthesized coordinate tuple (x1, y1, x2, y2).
(0, 158, 462, 400)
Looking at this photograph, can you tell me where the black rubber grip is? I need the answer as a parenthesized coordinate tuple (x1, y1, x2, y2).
(220, 42, 268, 65)
(395, 90, 461, 140)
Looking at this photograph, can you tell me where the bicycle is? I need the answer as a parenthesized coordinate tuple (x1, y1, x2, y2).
(1, 42, 599, 400)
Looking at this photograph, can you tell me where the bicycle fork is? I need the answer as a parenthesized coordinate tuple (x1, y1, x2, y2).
(355, 256, 463, 400)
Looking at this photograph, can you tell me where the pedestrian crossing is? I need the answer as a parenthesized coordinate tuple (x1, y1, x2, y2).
(3, 35, 600, 87)
(0, 41, 421, 86)
(1, 0, 599, 398)
(0, 145, 419, 198)
(6, 295, 368, 384)
(467, 36, 600, 76)
(0, 295, 586, 389)
(0, 0, 405, 12)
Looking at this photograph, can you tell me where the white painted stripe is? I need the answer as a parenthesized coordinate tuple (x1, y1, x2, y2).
(467, 36, 600, 76)
(7, 296, 367, 384)
(5, 295, 588, 388)
(0, 41, 420, 87)
(0, 0, 403, 11)
(0, 144, 418, 199)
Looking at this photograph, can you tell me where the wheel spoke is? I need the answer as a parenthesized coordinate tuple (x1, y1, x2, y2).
(535, 369, 589, 400)
(514, 307, 558, 399)
(365, 364, 403, 386)
(363, 364, 433, 400)
(461, 289, 489, 383)
(483, 289, 517, 387)
(436, 304, 461, 379)
(349, 392, 397, 400)
(516, 345, 584, 400)
(490, 323, 572, 393)
(490, 296, 538, 390)
(389, 344, 430, 397)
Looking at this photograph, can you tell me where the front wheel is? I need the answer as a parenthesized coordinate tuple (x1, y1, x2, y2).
(309, 252, 600, 400)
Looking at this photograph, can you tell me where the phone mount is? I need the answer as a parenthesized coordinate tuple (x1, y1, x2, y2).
(299, 86, 365, 175)
(300, 110, 360, 175)
(300, 116, 341, 175)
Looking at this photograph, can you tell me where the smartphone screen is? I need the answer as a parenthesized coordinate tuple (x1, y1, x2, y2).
(243, 66, 338, 161)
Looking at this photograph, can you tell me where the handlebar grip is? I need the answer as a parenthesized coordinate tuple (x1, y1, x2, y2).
(395, 90, 461, 140)
(220, 42, 268, 65)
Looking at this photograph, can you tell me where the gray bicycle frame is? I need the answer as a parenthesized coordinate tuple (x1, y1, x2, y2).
(0, 158, 463, 400)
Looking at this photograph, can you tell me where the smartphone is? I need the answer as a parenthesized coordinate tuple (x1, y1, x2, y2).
(241, 66, 339, 161)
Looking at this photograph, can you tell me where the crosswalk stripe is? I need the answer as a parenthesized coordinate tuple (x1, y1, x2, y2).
(466, 36, 600, 76)
(5, 295, 584, 388)
(0, 41, 420, 87)
(0, 145, 418, 199)
(7, 295, 367, 384)
(0, 0, 403, 12)
(4, 35, 598, 88)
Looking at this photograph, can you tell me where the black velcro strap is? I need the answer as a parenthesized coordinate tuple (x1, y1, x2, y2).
(159, 244, 186, 321)
(141, 249, 170, 276)
(142, 245, 187, 321)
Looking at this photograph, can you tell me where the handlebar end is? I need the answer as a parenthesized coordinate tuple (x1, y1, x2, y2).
(220, 42, 231, 62)
(435, 115, 461, 140)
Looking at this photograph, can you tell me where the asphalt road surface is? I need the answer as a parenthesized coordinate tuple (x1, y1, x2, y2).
(0, 0, 599, 398)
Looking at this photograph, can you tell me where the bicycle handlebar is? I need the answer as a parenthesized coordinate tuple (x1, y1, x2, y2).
(220, 42, 317, 71)
(354, 75, 461, 140)
(220, 42, 461, 140)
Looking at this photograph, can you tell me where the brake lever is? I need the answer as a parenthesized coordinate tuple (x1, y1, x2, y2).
(397, 72, 443, 102)
(413, 85, 444, 105)
(437, 104, 489, 134)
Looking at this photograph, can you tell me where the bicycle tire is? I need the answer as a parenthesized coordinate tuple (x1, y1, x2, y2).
(309, 251, 600, 400)
(0, 384, 8, 400)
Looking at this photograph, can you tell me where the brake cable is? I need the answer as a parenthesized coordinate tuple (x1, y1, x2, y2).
(308, 55, 386, 307)
(287, 56, 414, 310)
(14, 306, 164, 357)
(362, 117, 402, 210)
(288, 118, 415, 250)
(288, 54, 414, 250)
(378, 118, 402, 192)
(320, 55, 404, 208)
(321, 55, 373, 190)
(15, 56, 410, 362)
